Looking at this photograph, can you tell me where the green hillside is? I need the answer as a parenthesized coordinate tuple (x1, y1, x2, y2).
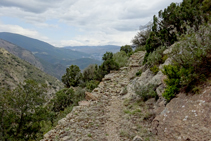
(0, 48, 63, 90)
(0, 39, 44, 70)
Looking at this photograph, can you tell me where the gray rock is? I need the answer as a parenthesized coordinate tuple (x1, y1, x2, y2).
(159, 57, 172, 70)
(148, 71, 164, 86)
(132, 135, 143, 141)
(58, 118, 66, 125)
(156, 84, 165, 97)
(61, 136, 71, 141)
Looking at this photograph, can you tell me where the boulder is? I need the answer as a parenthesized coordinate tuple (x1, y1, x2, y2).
(152, 91, 211, 140)
(78, 101, 90, 106)
(58, 118, 66, 125)
(85, 92, 98, 101)
(148, 71, 163, 86)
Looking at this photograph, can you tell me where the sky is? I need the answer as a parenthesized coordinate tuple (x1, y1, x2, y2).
(0, 0, 183, 47)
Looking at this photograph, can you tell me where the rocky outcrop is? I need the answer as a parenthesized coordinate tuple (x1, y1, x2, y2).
(152, 88, 211, 140)
(85, 92, 98, 101)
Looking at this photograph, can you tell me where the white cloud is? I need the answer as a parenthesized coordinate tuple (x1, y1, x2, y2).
(0, 23, 49, 41)
(0, 0, 183, 46)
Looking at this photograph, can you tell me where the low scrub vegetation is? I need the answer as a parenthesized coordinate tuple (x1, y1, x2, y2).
(162, 24, 211, 101)
(135, 83, 158, 101)
(0, 80, 86, 140)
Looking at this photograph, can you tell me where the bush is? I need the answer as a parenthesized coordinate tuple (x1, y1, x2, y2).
(135, 83, 157, 101)
(86, 80, 99, 91)
(51, 88, 75, 112)
(82, 64, 96, 82)
(113, 51, 129, 67)
(147, 46, 166, 66)
(120, 45, 132, 54)
(150, 65, 159, 75)
(162, 25, 211, 102)
(62, 65, 82, 88)
(135, 46, 146, 52)
(0, 80, 49, 140)
(162, 85, 178, 102)
(102, 52, 113, 61)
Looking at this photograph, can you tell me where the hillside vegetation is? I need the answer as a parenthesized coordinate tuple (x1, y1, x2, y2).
(0, 39, 43, 70)
(132, 0, 211, 101)
(0, 48, 62, 90)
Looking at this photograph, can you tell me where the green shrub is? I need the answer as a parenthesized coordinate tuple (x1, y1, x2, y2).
(192, 86, 201, 94)
(82, 64, 96, 82)
(147, 46, 166, 66)
(62, 65, 82, 88)
(51, 88, 75, 112)
(162, 25, 211, 102)
(135, 46, 146, 52)
(120, 45, 132, 54)
(135, 83, 157, 101)
(162, 85, 178, 102)
(113, 51, 129, 67)
(0, 80, 49, 140)
(162, 54, 168, 63)
(86, 80, 99, 91)
(150, 65, 159, 75)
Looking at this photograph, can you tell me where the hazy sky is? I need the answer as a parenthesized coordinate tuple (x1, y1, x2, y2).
(0, 0, 183, 47)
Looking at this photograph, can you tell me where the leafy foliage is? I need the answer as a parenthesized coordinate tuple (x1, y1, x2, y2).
(150, 65, 159, 75)
(86, 80, 100, 91)
(62, 65, 82, 88)
(102, 52, 113, 61)
(133, 0, 210, 64)
(162, 24, 211, 101)
(135, 83, 158, 101)
(120, 45, 132, 54)
(0, 80, 48, 140)
(132, 24, 151, 47)
(51, 87, 85, 112)
(113, 51, 129, 68)
(147, 46, 166, 66)
(136, 69, 142, 76)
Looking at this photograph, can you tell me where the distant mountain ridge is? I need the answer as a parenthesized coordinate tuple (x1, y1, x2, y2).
(64, 45, 121, 60)
(0, 32, 90, 63)
(0, 32, 102, 79)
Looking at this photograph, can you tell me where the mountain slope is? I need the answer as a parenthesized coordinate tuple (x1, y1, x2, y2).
(0, 39, 43, 70)
(0, 48, 63, 92)
(0, 39, 66, 79)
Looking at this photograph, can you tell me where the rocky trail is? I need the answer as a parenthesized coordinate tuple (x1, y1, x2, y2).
(41, 51, 154, 141)
(41, 49, 211, 141)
